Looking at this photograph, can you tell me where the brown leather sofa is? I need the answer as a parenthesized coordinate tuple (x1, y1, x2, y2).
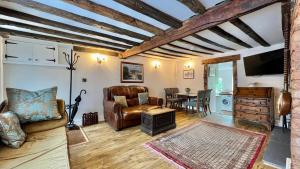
(103, 86, 163, 130)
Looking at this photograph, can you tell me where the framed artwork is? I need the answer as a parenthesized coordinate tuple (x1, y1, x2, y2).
(183, 69, 194, 79)
(121, 62, 144, 83)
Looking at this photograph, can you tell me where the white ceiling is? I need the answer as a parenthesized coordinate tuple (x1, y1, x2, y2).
(0, 0, 284, 58)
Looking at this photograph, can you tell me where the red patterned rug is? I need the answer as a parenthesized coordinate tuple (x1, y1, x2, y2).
(145, 121, 266, 169)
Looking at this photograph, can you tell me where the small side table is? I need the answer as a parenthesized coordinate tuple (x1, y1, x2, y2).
(141, 108, 176, 136)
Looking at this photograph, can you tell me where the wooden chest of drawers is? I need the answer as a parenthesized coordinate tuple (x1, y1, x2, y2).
(234, 87, 274, 130)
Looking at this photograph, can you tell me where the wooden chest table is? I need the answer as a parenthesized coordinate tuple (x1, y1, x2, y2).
(141, 108, 176, 136)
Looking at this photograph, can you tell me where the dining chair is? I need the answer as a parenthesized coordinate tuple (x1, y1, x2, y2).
(185, 90, 207, 117)
(164, 88, 184, 109)
(205, 89, 212, 114)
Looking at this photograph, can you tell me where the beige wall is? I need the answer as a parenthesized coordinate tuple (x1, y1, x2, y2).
(3, 53, 177, 123)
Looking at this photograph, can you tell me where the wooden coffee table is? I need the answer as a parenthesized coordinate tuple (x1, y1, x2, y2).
(141, 108, 176, 136)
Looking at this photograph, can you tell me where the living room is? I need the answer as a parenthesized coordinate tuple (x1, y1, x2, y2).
(0, 0, 298, 169)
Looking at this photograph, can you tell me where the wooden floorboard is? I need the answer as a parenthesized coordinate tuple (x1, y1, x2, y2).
(69, 112, 274, 169)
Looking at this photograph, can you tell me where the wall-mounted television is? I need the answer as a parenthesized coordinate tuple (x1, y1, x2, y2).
(243, 49, 284, 76)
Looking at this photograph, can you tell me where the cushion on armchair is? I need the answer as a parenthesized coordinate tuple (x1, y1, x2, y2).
(0, 111, 26, 148)
(6, 87, 62, 124)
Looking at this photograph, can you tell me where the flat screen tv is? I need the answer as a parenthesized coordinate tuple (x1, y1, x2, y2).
(243, 49, 284, 76)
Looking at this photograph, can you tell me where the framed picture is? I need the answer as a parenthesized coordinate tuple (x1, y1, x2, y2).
(121, 62, 144, 83)
(183, 69, 194, 79)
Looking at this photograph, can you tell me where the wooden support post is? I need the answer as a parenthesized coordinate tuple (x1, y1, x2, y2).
(291, 0, 300, 168)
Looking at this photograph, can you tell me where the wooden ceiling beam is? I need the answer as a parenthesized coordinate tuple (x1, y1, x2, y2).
(0, 28, 124, 52)
(0, 7, 139, 46)
(178, 39, 223, 53)
(120, 0, 280, 58)
(158, 46, 199, 56)
(138, 53, 177, 60)
(202, 54, 241, 64)
(167, 43, 213, 55)
(230, 18, 270, 46)
(115, 0, 182, 28)
(73, 46, 119, 56)
(63, 0, 164, 35)
(191, 34, 235, 50)
(146, 51, 189, 58)
(149, 50, 188, 58)
(177, 0, 206, 14)
(4, 0, 150, 40)
(209, 26, 252, 48)
(0, 19, 131, 49)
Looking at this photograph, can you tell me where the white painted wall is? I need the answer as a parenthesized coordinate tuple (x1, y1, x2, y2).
(0, 36, 4, 102)
(3, 52, 177, 124)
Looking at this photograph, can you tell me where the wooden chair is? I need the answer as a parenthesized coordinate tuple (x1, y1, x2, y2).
(185, 90, 207, 117)
(164, 88, 184, 109)
(205, 89, 212, 114)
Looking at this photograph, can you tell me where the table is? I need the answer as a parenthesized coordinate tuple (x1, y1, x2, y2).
(176, 92, 197, 101)
(141, 108, 176, 136)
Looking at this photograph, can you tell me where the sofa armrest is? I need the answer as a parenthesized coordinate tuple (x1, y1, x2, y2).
(149, 97, 163, 107)
(104, 101, 123, 114)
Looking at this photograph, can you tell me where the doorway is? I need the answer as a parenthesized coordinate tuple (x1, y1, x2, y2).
(207, 62, 234, 116)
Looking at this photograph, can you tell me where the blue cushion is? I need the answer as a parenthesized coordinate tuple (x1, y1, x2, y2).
(0, 111, 26, 148)
(6, 87, 61, 124)
(138, 92, 149, 105)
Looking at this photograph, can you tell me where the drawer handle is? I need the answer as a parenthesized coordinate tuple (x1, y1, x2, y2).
(5, 55, 18, 59)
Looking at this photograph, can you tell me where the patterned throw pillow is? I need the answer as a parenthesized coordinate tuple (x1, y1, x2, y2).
(114, 96, 128, 107)
(138, 92, 149, 105)
(0, 111, 26, 148)
(6, 87, 62, 124)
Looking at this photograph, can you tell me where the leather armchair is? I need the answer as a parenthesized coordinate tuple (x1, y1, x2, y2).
(103, 86, 163, 131)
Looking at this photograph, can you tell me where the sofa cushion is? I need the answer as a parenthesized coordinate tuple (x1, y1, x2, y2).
(127, 98, 139, 107)
(0, 111, 26, 148)
(6, 87, 61, 124)
(114, 96, 128, 108)
(122, 105, 160, 120)
(108, 86, 148, 100)
(0, 127, 70, 169)
(138, 92, 149, 105)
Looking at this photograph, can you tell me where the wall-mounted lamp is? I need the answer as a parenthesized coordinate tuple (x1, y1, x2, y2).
(152, 61, 161, 69)
(92, 53, 107, 64)
(184, 62, 193, 69)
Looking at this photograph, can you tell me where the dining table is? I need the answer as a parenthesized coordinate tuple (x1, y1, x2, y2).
(176, 92, 197, 101)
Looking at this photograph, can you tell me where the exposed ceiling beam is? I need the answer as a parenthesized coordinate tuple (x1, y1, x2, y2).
(230, 18, 270, 46)
(0, 28, 124, 52)
(120, 0, 280, 58)
(4, 0, 150, 40)
(158, 46, 199, 56)
(178, 39, 223, 53)
(146, 51, 189, 58)
(167, 43, 213, 55)
(63, 0, 164, 35)
(0, 7, 139, 46)
(138, 53, 177, 60)
(209, 26, 252, 48)
(114, 0, 182, 28)
(150, 50, 188, 58)
(177, 0, 206, 14)
(0, 19, 131, 49)
(191, 34, 235, 50)
(202, 54, 241, 64)
(73, 46, 119, 56)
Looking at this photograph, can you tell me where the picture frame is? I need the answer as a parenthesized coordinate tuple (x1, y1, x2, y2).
(183, 69, 194, 79)
(121, 62, 144, 83)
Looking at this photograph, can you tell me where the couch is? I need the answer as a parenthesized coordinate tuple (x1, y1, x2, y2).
(0, 99, 70, 169)
(103, 86, 163, 130)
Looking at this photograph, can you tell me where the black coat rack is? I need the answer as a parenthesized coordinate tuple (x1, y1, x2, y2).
(64, 50, 86, 130)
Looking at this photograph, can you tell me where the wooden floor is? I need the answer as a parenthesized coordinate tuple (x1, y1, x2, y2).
(69, 112, 274, 169)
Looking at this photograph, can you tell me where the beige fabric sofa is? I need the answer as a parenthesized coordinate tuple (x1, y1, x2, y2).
(0, 99, 70, 169)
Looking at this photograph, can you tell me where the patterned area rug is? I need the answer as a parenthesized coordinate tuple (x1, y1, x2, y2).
(67, 127, 89, 146)
(145, 121, 266, 169)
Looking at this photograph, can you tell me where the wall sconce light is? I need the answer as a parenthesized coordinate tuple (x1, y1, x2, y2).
(184, 62, 193, 69)
(93, 53, 107, 64)
(152, 61, 160, 69)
